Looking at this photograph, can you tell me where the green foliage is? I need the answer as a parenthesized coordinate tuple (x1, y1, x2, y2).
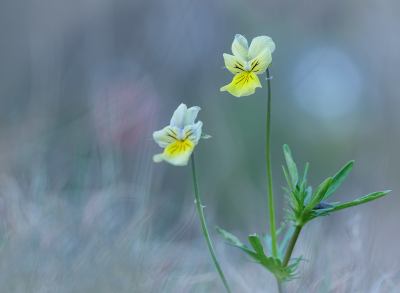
(216, 227, 301, 281)
(263, 223, 296, 261)
(323, 161, 354, 201)
(282, 144, 391, 227)
(283, 144, 298, 188)
(201, 133, 212, 139)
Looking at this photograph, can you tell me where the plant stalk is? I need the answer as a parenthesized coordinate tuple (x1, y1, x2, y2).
(277, 279, 285, 293)
(282, 226, 302, 267)
(191, 152, 232, 293)
(266, 68, 278, 258)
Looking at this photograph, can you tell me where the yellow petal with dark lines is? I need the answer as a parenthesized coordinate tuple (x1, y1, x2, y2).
(153, 139, 195, 166)
(223, 54, 246, 75)
(220, 72, 261, 97)
(248, 48, 272, 75)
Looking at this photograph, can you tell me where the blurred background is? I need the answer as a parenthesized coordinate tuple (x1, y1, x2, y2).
(0, 0, 399, 292)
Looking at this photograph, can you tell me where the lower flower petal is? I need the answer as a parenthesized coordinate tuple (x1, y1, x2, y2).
(220, 72, 261, 97)
(153, 139, 195, 166)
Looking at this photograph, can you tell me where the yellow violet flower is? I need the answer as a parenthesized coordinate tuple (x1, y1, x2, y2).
(220, 34, 275, 97)
(153, 104, 203, 166)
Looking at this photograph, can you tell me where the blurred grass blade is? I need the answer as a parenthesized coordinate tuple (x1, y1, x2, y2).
(323, 161, 354, 201)
(283, 144, 298, 187)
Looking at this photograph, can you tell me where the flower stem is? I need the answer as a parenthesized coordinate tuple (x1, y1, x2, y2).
(282, 226, 302, 267)
(266, 68, 278, 258)
(191, 152, 232, 293)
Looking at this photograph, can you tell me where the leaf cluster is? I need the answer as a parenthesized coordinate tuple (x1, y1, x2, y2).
(282, 144, 390, 227)
(216, 226, 301, 281)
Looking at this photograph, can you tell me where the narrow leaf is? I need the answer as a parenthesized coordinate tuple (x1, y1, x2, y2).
(283, 144, 298, 187)
(216, 226, 244, 246)
(201, 133, 212, 139)
(322, 190, 391, 213)
(303, 177, 332, 215)
(282, 166, 292, 191)
(323, 161, 354, 200)
(301, 163, 309, 185)
(304, 186, 312, 204)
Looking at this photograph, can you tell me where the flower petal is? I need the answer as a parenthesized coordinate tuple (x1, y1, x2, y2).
(153, 125, 181, 148)
(231, 34, 249, 60)
(248, 48, 272, 75)
(223, 54, 247, 75)
(170, 103, 187, 128)
(220, 72, 261, 97)
(182, 106, 201, 126)
(248, 36, 275, 60)
(153, 139, 195, 166)
(182, 121, 202, 146)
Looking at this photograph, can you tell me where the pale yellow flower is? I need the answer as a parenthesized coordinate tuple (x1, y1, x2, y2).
(153, 104, 203, 166)
(221, 34, 275, 97)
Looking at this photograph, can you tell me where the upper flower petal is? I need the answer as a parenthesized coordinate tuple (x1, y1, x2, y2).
(248, 36, 275, 60)
(182, 106, 201, 126)
(223, 54, 247, 75)
(248, 48, 272, 75)
(153, 139, 195, 166)
(153, 125, 181, 148)
(220, 71, 262, 97)
(170, 104, 201, 129)
(231, 34, 249, 61)
(170, 103, 187, 129)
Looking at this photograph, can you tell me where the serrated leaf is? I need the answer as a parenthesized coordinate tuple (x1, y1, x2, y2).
(321, 190, 391, 214)
(201, 133, 212, 139)
(283, 144, 298, 187)
(323, 161, 354, 200)
(303, 177, 331, 216)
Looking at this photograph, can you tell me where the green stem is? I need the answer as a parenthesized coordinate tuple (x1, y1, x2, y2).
(277, 279, 285, 293)
(191, 152, 232, 293)
(282, 226, 302, 267)
(266, 68, 278, 258)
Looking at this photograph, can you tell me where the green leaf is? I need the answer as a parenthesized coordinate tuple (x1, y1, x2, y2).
(282, 166, 292, 191)
(216, 226, 245, 247)
(304, 186, 312, 204)
(201, 133, 212, 139)
(303, 177, 332, 216)
(323, 161, 354, 200)
(301, 163, 309, 186)
(283, 144, 298, 187)
(248, 234, 266, 256)
(276, 222, 286, 237)
(322, 190, 391, 214)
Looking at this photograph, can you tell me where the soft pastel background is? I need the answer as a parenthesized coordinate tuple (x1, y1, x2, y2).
(1, 0, 399, 292)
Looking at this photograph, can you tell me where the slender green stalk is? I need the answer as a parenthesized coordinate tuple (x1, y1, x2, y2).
(191, 152, 232, 293)
(282, 226, 302, 267)
(277, 280, 285, 293)
(266, 68, 278, 258)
